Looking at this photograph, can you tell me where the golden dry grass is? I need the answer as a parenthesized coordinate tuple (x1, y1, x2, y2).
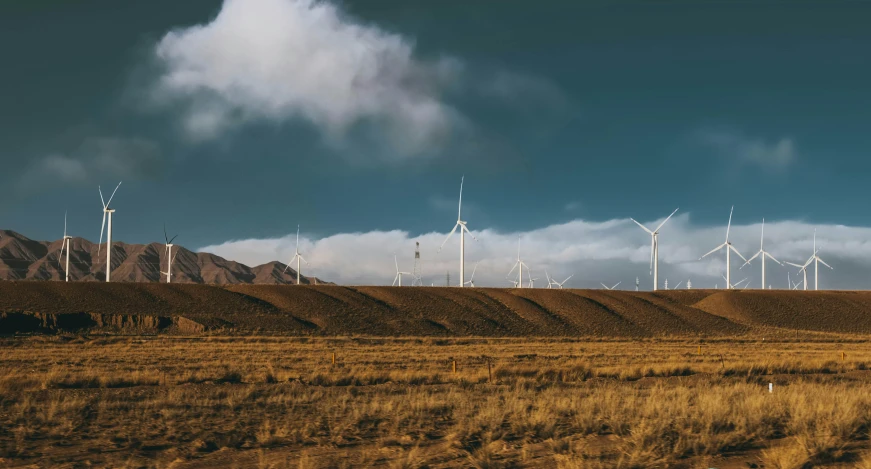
(1, 336, 871, 468)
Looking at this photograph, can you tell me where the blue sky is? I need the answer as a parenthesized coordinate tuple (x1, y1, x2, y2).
(2, 0, 871, 288)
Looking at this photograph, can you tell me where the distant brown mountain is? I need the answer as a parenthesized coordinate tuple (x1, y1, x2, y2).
(0, 230, 329, 285)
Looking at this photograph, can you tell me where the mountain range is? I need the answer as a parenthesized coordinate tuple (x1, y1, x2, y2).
(0, 230, 328, 285)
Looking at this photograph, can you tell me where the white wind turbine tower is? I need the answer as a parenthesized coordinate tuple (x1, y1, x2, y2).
(740, 219, 782, 289)
(507, 237, 529, 289)
(392, 254, 412, 286)
(552, 275, 573, 289)
(438, 176, 477, 288)
(98, 182, 122, 282)
(162, 225, 178, 283)
(463, 262, 479, 287)
(283, 225, 309, 285)
(810, 230, 832, 290)
(59, 211, 73, 282)
(600, 281, 621, 290)
(700, 206, 747, 290)
(545, 271, 554, 289)
(631, 208, 678, 291)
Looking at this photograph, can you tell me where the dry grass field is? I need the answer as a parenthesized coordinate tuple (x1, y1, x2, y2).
(2, 335, 871, 468)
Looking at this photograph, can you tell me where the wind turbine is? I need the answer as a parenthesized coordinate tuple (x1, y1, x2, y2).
(528, 275, 539, 288)
(463, 262, 479, 287)
(98, 182, 122, 282)
(438, 176, 477, 288)
(552, 275, 573, 289)
(59, 212, 73, 282)
(740, 219, 781, 289)
(789, 270, 804, 290)
(600, 281, 621, 290)
(810, 230, 833, 290)
(545, 270, 554, 289)
(283, 225, 309, 285)
(507, 237, 529, 289)
(162, 225, 178, 283)
(631, 208, 678, 291)
(700, 206, 747, 289)
(721, 274, 748, 290)
(785, 255, 813, 291)
(392, 254, 412, 286)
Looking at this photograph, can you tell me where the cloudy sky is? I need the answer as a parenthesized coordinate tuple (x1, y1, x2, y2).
(2, 0, 871, 289)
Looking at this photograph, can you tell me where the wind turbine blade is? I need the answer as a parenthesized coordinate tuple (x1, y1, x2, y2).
(674, 281, 683, 289)
(64, 211, 68, 238)
(741, 251, 761, 268)
(654, 208, 679, 232)
(393, 274, 399, 286)
(98, 211, 107, 257)
(463, 224, 478, 241)
(164, 224, 169, 244)
(300, 256, 309, 265)
(394, 254, 399, 273)
(700, 243, 726, 260)
(106, 181, 122, 207)
(630, 218, 654, 235)
(507, 260, 519, 277)
(784, 262, 803, 268)
(730, 245, 748, 263)
(458, 175, 464, 221)
(613, 281, 621, 289)
(470, 262, 478, 280)
(817, 257, 833, 269)
(600, 283, 608, 289)
(725, 205, 734, 242)
(760, 218, 765, 249)
(169, 235, 178, 245)
(296, 225, 300, 251)
(766, 252, 782, 265)
(437, 224, 459, 252)
(562, 275, 573, 283)
(99, 186, 105, 208)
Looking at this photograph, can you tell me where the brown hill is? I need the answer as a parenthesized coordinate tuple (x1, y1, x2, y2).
(3, 283, 871, 337)
(0, 230, 328, 285)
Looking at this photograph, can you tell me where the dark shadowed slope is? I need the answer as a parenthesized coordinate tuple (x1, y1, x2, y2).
(4, 283, 871, 337)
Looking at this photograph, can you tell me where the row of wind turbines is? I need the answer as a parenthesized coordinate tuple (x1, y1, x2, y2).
(58, 182, 315, 285)
(57, 178, 830, 290)
(57, 182, 184, 283)
(423, 177, 832, 290)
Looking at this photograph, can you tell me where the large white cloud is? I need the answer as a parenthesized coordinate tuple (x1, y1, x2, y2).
(153, 0, 464, 155)
(199, 213, 871, 290)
